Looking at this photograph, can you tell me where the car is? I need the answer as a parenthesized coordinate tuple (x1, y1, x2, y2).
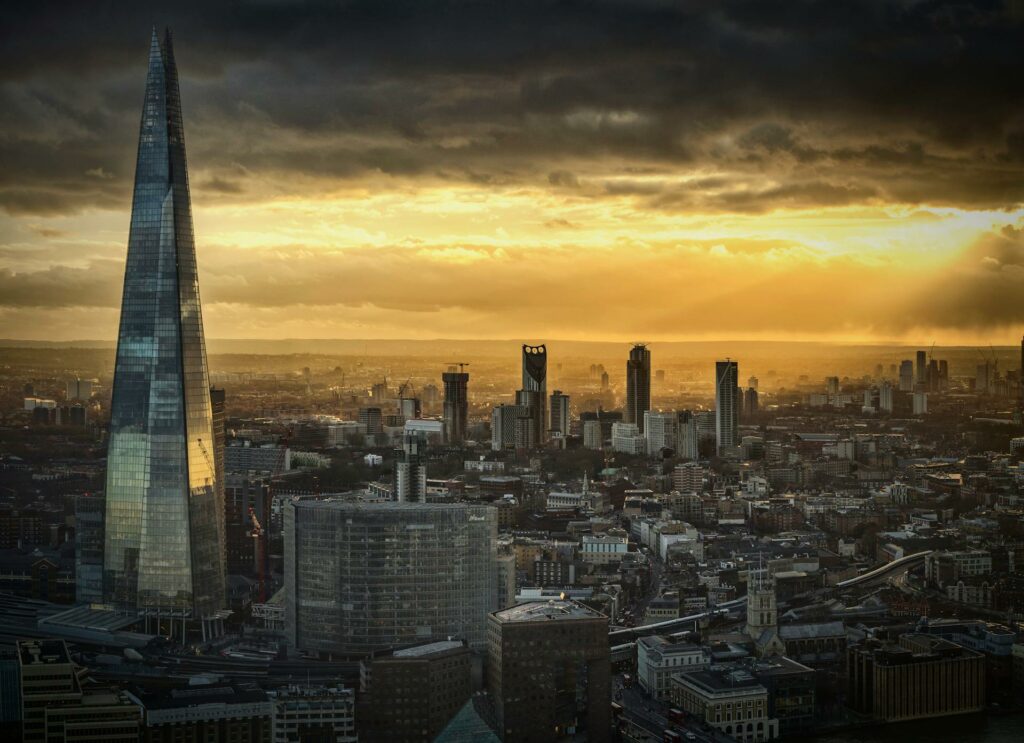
(685, 734, 697, 741)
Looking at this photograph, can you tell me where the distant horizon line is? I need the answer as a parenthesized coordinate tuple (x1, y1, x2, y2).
(2, 337, 1022, 349)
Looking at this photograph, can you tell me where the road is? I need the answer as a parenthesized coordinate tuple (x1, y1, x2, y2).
(613, 672, 728, 743)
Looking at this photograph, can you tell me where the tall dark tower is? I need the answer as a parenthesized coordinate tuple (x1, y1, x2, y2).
(521, 344, 547, 443)
(625, 344, 651, 432)
(103, 30, 226, 639)
(443, 368, 469, 443)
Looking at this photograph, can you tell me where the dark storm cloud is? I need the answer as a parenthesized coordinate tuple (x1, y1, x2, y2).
(1, 0, 1022, 215)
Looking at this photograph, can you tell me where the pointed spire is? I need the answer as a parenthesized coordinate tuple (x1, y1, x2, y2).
(147, 26, 163, 72)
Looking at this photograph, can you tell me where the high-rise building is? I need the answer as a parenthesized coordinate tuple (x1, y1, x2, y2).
(521, 344, 547, 443)
(102, 30, 226, 639)
(899, 360, 914, 391)
(625, 344, 652, 432)
(74, 494, 105, 604)
(582, 420, 603, 450)
(394, 432, 427, 502)
(715, 361, 739, 454)
(492, 404, 533, 451)
(825, 376, 840, 395)
(549, 390, 570, 437)
(916, 350, 927, 388)
(748, 376, 759, 391)
(879, 380, 894, 413)
(513, 388, 542, 446)
(442, 370, 469, 443)
(644, 411, 677, 456)
(487, 600, 610, 742)
(285, 501, 497, 656)
(358, 406, 383, 435)
(398, 396, 421, 421)
(676, 411, 699, 460)
(65, 378, 92, 401)
(913, 391, 928, 415)
(744, 387, 759, 416)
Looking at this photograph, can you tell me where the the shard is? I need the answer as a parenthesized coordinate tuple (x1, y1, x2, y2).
(103, 29, 226, 637)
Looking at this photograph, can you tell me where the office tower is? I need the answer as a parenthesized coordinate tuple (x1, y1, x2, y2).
(748, 375, 759, 391)
(672, 462, 704, 492)
(916, 349, 927, 388)
(927, 359, 939, 391)
(847, 635, 985, 722)
(358, 406, 383, 435)
(18, 640, 141, 743)
(103, 30, 226, 638)
(210, 387, 226, 572)
(521, 344, 547, 443)
(582, 420, 603, 450)
(655, 369, 665, 382)
(223, 474, 271, 576)
(394, 432, 427, 502)
(715, 360, 739, 454)
(492, 404, 533, 451)
(600, 370, 609, 389)
(879, 380, 894, 413)
(549, 390, 570, 437)
(899, 360, 914, 391)
(74, 494, 105, 604)
(442, 370, 469, 443)
(65, 378, 92, 401)
(644, 411, 677, 456)
(625, 344, 652, 432)
(676, 411, 699, 460)
(744, 387, 759, 416)
(611, 422, 645, 454)
(285, 501, 497, 655)
(359, 640, 472, 743)
(398, 395, 421, 420)
(913, 391, 928, 415)
(825, 376, 840, 395)
(487, 600, 610, 742)
(938, 359, 949, 391)
(270, 685, 356, 743)
(514, 388, 542, 445)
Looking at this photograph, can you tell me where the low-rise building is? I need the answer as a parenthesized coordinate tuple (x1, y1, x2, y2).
(359, 640, 471, 743)
(847, 634, 985, 722)
(269, 685, 356, 743)
(636, 636, 710, 701)
(671, 666, 779, 743)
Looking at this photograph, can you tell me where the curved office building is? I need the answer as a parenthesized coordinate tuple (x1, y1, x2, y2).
(285, 501, 497, 656)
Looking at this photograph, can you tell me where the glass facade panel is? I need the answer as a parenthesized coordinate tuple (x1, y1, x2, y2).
(103, 30, 225, 620)
(285, 501, 497, 655)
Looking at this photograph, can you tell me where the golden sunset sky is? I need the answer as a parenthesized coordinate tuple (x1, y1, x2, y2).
(2, 1, 1023, 343)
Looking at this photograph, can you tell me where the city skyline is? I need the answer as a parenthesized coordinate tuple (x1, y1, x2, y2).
(1, 4, 1023, 343)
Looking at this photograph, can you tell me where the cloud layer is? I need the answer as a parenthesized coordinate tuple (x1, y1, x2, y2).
(1, 1, 1022, 340)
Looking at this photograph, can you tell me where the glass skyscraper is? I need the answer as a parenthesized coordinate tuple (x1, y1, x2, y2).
(103, 30, 225, 635)
(626, 343, 651, 432)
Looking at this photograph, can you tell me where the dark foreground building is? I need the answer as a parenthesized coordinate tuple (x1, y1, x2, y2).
(102, 30, 226, 640)
(848, 634, 986, 722)
(359, 640, 472, 742)
(487, 600, 610, 742)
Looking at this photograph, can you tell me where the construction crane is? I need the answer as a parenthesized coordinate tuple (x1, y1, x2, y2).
(447, 362, 471, 373)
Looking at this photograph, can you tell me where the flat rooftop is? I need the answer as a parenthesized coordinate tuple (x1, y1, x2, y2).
(493, 600, 606, 624)
(392, 640, 466, 658)
(18, 639, 71, 666)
